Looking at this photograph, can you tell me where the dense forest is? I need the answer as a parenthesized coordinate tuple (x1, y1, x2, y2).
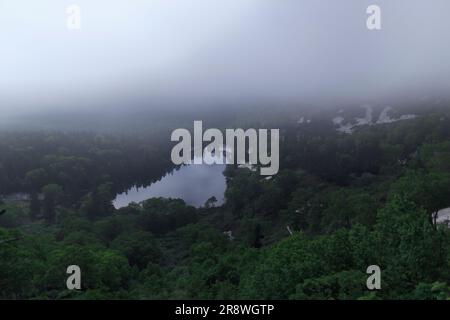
(1, 107, 450, 299)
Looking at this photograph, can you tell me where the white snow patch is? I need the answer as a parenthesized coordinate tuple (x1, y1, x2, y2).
(376, 107, 396, 124)
(238, 164, 257, 172)
(334, 105, 418, 134)
(399, 114, 417, 121)
(437, 208, 450, 225)
(333, 116, 344, 125)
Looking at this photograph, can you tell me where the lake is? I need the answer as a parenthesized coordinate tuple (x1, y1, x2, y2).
(113, 156, 227, 208)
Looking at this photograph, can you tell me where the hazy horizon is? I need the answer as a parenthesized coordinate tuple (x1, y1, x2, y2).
(2, 0, 450, 116)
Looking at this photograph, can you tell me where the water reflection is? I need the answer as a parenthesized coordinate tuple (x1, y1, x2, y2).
(113, 155, 226, 208)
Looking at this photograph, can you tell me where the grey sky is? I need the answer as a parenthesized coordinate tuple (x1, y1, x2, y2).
(1, 0, 450, 113)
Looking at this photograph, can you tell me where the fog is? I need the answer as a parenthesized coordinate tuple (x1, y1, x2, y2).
(1, 0, 450, 115)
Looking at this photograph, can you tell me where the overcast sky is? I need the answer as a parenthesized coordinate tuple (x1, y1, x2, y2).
(1, 0, 450, 114)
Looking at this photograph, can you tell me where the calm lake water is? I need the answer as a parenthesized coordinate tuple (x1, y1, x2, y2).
(113, 157, 227, 208)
